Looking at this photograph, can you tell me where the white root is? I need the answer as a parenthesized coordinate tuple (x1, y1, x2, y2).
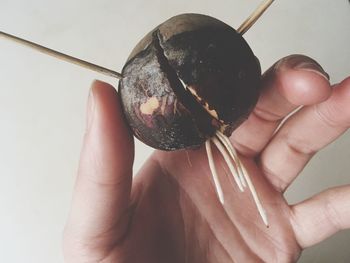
(211, 136, 244, 192)
(215, 131, 246, 188)
(213, 131, 269, 227)
(205, 140, 225, 204)
(240, 163, 269, 227)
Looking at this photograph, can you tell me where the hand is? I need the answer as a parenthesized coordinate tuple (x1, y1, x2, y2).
(63, 55, 350, 263)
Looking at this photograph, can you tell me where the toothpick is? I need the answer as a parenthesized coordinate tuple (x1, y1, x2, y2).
(237, 0, 275, 35)
(211, 136, 244, 192)
(205, 140, 225, 204)
(0, 31, 123, 79)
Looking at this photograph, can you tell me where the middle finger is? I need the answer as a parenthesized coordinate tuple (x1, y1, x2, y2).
(260, 77, 350, 192)
(231, 55, 330, 157)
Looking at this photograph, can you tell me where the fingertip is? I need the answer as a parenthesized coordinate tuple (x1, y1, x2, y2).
(337, 76, 350, 96)
(90, 79, 119, 104)
(278, 69, 331, 106)
(86, 79, 134, 169)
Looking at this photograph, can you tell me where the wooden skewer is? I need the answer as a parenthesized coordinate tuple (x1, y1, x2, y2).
(237, 0, 275, 35)
(0, 31, 123, 79)
(0, 0, 275, 78)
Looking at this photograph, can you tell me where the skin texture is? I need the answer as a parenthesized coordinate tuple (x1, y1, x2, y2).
(63, 55, 350, 263)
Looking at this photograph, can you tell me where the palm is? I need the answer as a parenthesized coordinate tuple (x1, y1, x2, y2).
(119, 147, 299, 263)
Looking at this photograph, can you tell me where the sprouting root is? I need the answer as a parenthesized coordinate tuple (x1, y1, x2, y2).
(205, 131, 269, 227)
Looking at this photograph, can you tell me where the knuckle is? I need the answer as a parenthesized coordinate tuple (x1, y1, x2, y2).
(253, 106, 285, 122)
(285, 134, 317, 156)
(259, 161, 289, 192)
(313, 104, 339, 128)
(324, 193, 342, 232)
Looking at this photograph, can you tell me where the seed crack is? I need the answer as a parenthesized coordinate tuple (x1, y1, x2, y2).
(152, 30, 217, 137)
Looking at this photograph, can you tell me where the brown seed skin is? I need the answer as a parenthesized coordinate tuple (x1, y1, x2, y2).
(119, 13, 261, 151)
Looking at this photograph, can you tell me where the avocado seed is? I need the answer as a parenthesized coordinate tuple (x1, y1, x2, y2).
(119, 13, 261, 151)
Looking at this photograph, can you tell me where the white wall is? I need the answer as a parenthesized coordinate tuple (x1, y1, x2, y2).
(0, 0, 349, 262)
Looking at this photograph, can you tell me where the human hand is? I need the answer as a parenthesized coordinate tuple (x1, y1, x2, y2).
(63, 55, 350, 263)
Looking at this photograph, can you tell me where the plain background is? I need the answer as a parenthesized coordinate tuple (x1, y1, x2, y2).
(0, 0, 349, 262)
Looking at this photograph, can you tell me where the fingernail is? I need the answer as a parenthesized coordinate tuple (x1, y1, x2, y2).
(287, 54, 330, 81)
(87, 81, 97, 130)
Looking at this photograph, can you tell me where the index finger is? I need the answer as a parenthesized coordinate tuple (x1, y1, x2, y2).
(64, 80, 134, 251)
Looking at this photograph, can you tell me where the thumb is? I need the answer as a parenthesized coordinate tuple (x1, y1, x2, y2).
(64, 80, 134, 258)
